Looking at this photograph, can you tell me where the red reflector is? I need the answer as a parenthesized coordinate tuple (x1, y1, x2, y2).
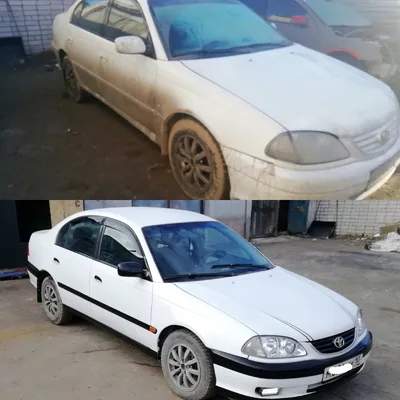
(291, 15, 307, 24)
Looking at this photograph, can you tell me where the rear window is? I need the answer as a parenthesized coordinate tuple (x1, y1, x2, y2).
(305, 0, 371, 27)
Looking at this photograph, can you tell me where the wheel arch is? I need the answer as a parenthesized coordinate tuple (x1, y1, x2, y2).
(157, 324, 209, 359)
(36, 270, 52, 303)
(161, 112, 214, 156)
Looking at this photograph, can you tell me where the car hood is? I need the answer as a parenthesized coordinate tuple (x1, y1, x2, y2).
(181, 44, 398, 137)
(174, 267, 355, 340)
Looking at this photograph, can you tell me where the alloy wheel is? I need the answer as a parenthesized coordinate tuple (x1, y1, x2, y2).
(167, 344, 201, 391)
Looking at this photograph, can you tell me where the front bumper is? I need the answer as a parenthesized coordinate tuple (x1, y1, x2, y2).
(223, 137, 400, 200)
(212, 331, 373, 399)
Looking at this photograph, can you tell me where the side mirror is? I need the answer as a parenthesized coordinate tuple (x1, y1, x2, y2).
(115, 36, 146, 55)
(118, 260, 145, 277)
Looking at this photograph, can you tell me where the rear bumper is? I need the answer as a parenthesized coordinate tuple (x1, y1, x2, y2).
(212, 331, 373, 399)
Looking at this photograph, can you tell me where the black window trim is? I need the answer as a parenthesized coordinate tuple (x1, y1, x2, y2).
(96, 217, 153, 282)
(55, 215, 105, 260)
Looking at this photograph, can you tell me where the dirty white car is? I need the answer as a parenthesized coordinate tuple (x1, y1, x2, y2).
(28, 207, 373, 399)
(52, 0, 400, 200)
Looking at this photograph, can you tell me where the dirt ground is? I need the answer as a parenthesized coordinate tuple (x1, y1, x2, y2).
(0, 238, 399, 400)
(0, 52, 399, 200)
(0, 53, 184, 200)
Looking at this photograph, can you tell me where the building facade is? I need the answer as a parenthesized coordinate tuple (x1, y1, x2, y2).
(1, 0, 400, 57)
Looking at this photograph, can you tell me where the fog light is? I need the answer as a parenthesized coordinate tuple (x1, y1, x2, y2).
(256, 387, 280, 396)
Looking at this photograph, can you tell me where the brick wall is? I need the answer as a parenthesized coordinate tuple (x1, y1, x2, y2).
(0, 0, 74, 55)
(311, 201, 400, 236)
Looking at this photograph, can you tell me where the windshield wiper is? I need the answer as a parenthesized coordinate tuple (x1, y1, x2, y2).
(164, 272, 233, 281)
(211, 263, 268, 269)
(173, 42, 291, 58)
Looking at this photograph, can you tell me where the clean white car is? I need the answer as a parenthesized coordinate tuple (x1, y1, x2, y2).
(28, 207, 373, 400)
(51, 0, 400, 200)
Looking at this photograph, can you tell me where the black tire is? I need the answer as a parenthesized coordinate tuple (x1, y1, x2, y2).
(41, 276, 72, 325)
(168, 119, 230, 199)
(161, 329, 216, 400)
(62, 55, 89, 103)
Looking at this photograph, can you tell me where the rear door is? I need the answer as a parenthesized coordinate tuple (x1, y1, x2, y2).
(89, 218, 155, 349)
(52, 216, 102, 316)
(67, 0, 109, 94)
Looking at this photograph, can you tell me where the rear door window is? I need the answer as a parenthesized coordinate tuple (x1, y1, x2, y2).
(71, 0, 109, 35)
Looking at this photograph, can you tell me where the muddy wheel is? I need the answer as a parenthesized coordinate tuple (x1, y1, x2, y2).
(41, 276, 72, 325)
(161, 329, 216, 400)
(168, 119, 230, 199)
(62, 56, 89, 102)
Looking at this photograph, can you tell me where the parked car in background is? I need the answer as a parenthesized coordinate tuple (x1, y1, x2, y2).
(240, 0, 398, 82)
(52, 0, 400, 200)
(27, 207, 373, 400)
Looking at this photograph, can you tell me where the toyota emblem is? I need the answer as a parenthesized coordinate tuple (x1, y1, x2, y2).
(378, 130, 390, 144)
(333, 336, 345, 349)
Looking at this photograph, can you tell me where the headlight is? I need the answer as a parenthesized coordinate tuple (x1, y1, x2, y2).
(242, 336, 307, 359)
(265, 131, 350, 165)
(356, 309, 366, 336)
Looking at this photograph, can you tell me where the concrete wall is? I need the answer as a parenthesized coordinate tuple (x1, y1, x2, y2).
(0, 0, 74, 55)
(310, 200, 400, 236)
(49, 200, 83, 226)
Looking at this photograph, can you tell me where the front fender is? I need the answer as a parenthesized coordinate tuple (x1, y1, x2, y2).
(151, 283, 257, 357)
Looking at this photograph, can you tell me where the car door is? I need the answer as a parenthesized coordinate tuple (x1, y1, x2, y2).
(96, 0, 158, 136)
(67, 0, 109, 94)
(52, 216, 102, 316)
(265, 0, 323, 51)
(89, 218, 155, 349)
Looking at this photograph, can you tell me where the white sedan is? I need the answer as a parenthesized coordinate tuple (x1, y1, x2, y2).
(51, 0, 400, 200)
(28, 207, 373, 400)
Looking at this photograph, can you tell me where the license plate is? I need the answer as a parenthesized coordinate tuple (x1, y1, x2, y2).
(323, 354, 363, 382)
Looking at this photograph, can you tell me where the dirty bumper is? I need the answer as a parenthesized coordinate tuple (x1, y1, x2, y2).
(223, 141, 400, 200)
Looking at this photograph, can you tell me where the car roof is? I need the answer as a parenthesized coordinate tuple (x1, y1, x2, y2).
(71, 207, 215, 229)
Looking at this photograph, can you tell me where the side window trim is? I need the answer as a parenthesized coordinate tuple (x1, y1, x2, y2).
(97, 217, 153, 281)
(55, 215, 104, 261)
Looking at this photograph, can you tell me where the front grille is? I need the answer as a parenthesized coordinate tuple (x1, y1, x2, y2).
(311, 328, 355, 354)
(353, 117, 398, 155)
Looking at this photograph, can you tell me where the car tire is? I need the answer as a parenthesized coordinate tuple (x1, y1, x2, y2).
(62, 56, 89, 103)
(168, 119, 230, 199)
(41, 276, 72, 325)
(161, 329, 216, 400)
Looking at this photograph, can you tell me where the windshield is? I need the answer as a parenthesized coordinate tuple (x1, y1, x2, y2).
(148, 0, 291, 59)
(143, 221, 273, 281)
(305, 0, 372, 27)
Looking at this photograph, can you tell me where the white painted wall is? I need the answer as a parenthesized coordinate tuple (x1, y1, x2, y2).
(84, 200, 133, 210)
(0, 0, 74, 55)
(309, 200, 400, 236)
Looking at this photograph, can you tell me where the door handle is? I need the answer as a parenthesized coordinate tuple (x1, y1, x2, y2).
(53, 257, 60, 264)
(99, 55, 108, 63)
(94, 275, 102, 283)
(67, 38, 73, 44)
